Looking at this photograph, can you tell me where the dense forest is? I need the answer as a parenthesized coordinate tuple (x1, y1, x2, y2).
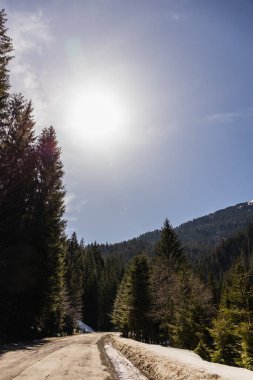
(0, 9, 125, 341)
(99, 201, 253, 263)
(1, 9, 253, 371)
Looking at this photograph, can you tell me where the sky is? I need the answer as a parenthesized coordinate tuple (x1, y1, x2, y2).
(2, 0, 253, 244)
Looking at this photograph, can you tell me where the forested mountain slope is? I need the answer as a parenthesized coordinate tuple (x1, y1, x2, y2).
(199, 223, 253, 280)
(176, 201, 253, 255)
(110, 218, 253, 370)
(99, 201, 253, 261)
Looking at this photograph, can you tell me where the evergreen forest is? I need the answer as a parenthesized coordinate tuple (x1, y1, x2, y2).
(1, 9, 253, 371)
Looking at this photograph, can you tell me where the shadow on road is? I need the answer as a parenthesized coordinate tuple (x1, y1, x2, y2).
(0, 338, 51, 356)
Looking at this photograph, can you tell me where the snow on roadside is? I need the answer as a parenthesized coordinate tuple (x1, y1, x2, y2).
(145, 343, 253, 380)
(109, 335, 253, 380)
(104, 342, 148, 380)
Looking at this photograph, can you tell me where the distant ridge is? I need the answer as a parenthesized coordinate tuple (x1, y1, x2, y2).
(176, 201, 253, 252)
(99, 201, 253, 261)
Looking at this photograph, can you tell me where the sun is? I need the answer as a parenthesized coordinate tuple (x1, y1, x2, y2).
(69, 84, 129, 147)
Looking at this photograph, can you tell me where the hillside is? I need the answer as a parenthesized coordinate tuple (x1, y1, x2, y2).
(99, 201, 253, 261)
(176, 201, 253, 252)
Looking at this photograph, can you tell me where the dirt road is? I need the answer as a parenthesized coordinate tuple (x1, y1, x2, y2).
(0, 333, 116, 380)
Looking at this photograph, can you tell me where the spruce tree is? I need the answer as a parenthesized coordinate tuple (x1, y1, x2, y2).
(211, 263, 253, 368)
(111, 273, 129, 337)
(127, 255, 151, 341)
(150, 219, 186, 343)
(0, 94, 37, 339)
(0, 9, 13, 128)
(0, 9, 68, 341)
(0, 94, 36, 245)
(99, 255, 124, 330)
(172, 271, 213, 353)
(65, 232, 83, 332)
(155, 218, 185, 269)
(150, 219, 213, 349)
(112, 255, 151, 342)
(82, 243, 104, 330)
(34, 126, 66, 336)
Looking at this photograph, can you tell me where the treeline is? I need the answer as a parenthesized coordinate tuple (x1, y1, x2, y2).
(99, 230, 160, 261)
(0, 9, 123, 341)
(98, 202, 253, 264)
(0, 8, 67, 340)
(111, 220, 213, 350)
(65, 234, 124, 333)
(1, 8, 253, 371)
(111, 219, 253, 370)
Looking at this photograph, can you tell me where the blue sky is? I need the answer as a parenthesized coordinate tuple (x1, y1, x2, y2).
(2, 0, 253, 243)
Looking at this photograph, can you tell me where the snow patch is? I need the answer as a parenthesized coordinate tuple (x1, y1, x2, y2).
(76, 320, 94, 333)
(104, 342, 148, 380)
(146, 344, 253, 380)
(109, 335, 253, 380)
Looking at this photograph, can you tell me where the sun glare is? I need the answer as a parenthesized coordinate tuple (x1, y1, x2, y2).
(68, 84, 129, 147)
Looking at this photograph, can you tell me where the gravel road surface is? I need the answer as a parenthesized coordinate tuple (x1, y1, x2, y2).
(0, 333, 115, 380)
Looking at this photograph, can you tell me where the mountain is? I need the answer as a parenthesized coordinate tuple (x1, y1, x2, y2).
(99, 201, 253, 261)
(176, 201, 253, 257)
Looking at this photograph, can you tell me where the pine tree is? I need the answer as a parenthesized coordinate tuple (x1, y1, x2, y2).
(0, 94, 36, 245)
(111, 274, 129, 337)
(0, 9, 13, 128)
(127, 255, 151, 341)
(112, 255, 151, 342)
(150, 219, 213, 349)
(155, 218, 185, 269)
(211, 263, 253, 368)
(99, 255, 124, 330)
(0, 10, 68, 341)
(150, 219, 186, 343)
(82, 243, 104, 330)
(65, 232, 83, 333)
(34, 126, 66, 336)
(172, 271, 213, 352)
(0, 94, 37, 340)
